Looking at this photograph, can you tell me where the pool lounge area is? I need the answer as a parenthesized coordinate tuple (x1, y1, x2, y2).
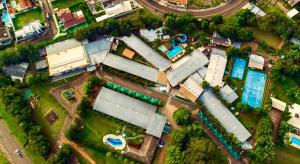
(231, 58, 247, 80)
(242, 69, 267, 108)
(289, 133, 300, 149)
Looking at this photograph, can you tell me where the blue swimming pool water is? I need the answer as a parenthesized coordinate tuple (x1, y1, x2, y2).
(166, 46, 184, 59)
(11, 1, 15, 7)
(107, 138, 123, 146)
(291, 137, 300, 146)
(242, 70, 267, 108)
(1, 10, 12, 26)
(231, 58, 246, 80)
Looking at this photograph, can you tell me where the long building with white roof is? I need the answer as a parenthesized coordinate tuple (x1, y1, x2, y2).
(166, 50, 209, 87)
(205, 48, 227, 87)
(119, 34, 171, 71)
(93, 87, 166, 138)
(199, 90, 251, 143)
(103, 53, 160, 82)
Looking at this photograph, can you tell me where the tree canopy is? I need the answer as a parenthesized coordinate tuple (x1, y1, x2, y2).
(173, 107, 192, 126)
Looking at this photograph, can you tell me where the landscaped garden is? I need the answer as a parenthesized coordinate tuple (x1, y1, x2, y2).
(12, 8, 45, 29)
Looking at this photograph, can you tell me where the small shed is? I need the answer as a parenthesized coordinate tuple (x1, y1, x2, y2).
(35, 59, 48, 71)
(271, 97, 287, 112)
(2, 62, 29, 82)
(248, 54, 264, 70)
(287, 8, 299, 18)
(122, 48, 135, 59)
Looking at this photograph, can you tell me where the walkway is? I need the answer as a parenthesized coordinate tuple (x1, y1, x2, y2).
(136, 0, 248, 18)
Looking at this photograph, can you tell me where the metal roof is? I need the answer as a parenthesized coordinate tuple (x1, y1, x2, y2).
(205, 50, 227, 87)
(220, 85, 239, 104)
(119, 34, 171, 71)
(93, 88, 166, 138)
(103, 53, 159, 82)
(271, 97, 287, 112)
(84, 37, 113, 65)
(166, 50, 209, 87)
(199, 90, 251, 142)
(2, 62, 29, 81)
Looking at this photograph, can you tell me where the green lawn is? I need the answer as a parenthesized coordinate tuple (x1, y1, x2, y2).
(74, 111, 143, 163)
(13, 8, 45, 29)
(0, 151, 9, 164)
(272, 145, 300, 164)
(237, 112, 261, 134)
(251, 27, 282, 49)
(270, 77, 300, 104)
(31, 84, 67, 143)
(52, 0, 84, 9)
(0, 101, 46, 163)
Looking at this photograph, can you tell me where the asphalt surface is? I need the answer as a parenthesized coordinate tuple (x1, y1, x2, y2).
(0, 120, 31, 164)
(137, 0, 248, 18)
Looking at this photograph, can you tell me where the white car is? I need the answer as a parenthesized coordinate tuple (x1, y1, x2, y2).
(15, 149, 22, 157)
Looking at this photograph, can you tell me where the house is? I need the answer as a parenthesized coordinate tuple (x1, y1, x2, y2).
(199, 90, 251, 149)
(291, 38, 300, 45)
(211, 32, 231, 47)
(166, 49, 209, 87)
(57, 8, 86, 30)
(205, 48, 227, 87)
(95, 0, 139, 22)
(167, 0, 188, 8)
(0, 26, 12, 47)
(46, 39, 90, 81)
(288, 104, 300, 133)
(248, 54, 264, 70)
(271, 97, 287, 112)
(93, 87, 167, 138)
(220, 85, 239, 104)
(284, 0, 300, 6)
(14, 20, 45, 42)
(119, 34, 171, 71)
(2, 62, 29, 82)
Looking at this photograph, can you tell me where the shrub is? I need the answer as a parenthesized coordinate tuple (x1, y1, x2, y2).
(173, 107, 192, 126)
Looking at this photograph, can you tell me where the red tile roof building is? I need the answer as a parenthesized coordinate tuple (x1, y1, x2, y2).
(19, 0, 33, 9)
(57, 8, 86, 29)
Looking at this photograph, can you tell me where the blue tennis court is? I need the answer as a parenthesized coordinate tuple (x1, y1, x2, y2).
(231, 58, 246, 80)
(242, 70, 267, 108)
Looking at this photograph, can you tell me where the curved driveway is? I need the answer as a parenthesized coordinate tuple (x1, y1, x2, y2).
(137, 0, 248, 18)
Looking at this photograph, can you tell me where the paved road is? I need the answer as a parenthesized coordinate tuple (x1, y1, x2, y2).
(0, 120, 31, 164)
(137, 0, 248, 18)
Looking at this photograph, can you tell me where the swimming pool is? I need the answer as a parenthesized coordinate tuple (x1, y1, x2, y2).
(231, 58, 246, 80)
(1, 10, 12, 27)
(166, 46, 184, 59)
(107, 138, 123, 146)
(103, 134, 126, 150)
(242, 70, 267, 108)
(291, 137, 300, 146)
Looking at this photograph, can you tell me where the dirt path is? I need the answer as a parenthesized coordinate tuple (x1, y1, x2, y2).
(60, 137, 96, 164)
(270, 109, 282, 141)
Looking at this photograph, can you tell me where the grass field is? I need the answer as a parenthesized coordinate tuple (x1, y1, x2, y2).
(52, 0, 84, 9)
(0, 101, 46, 163)
(270, 77, 300, 104)
(75, 111, 143, 163)
(31, 85, 67, 143)
(13, 8, 45, 29)
(251, 27, 281, 49)
(238, 112, 261, 134)
(273, 145, 300, 164)
(0, 151, 9, 164)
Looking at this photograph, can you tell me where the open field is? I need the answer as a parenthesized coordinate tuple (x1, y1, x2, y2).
(31, 85, 68, 143)
(273, 145, 300, 164)
(251, 27, 281, 49)
(0, 101, 46, 163)
(270, 77, 300, 104)
(13, 8, 45, 29)
(52, 0, 84, 9)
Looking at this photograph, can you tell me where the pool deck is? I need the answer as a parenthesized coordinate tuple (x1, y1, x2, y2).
(289, 133, 300, 149)
(103, 134, 126, 150)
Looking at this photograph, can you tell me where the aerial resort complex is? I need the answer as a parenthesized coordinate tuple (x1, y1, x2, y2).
(0, 0, 300, 164)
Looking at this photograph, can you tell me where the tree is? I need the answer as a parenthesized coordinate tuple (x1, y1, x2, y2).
(48, 144, 73, 164)
(66, 119, 83, 141)
(76, 97, 91, 118)
(173, 107, 192, 126)
(201, 81, 209, 89)
(83, 75, 105, 97)
(0, 73, 11, 88)
(211, 15, 223, 25)
(170, 129, 187, 148)
(277, 121, 292, 145)
(166, 146, 183, 164)
(185, 138, 227, 163)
